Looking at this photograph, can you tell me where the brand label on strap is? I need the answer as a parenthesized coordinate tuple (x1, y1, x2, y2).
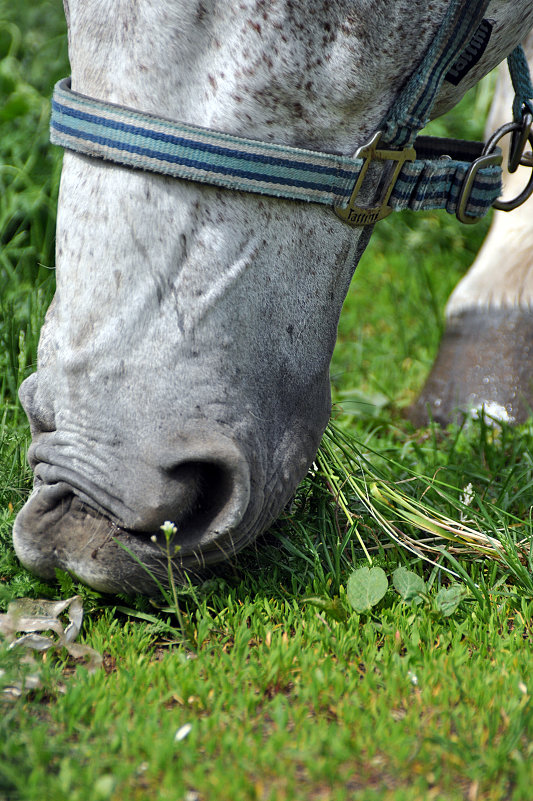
(445, 19, 494, 86)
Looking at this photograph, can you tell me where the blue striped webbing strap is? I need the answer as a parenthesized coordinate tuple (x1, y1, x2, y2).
(50, 78, 501, 221)
(507, 44, 533, 120)
(380, 0, 491, 148)
(49, 0, 502, 222)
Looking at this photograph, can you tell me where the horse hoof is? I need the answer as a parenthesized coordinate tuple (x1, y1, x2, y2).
(407, 307, 533, 426)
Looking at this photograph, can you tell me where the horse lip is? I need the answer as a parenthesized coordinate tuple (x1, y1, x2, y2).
(13, 426, 255, 593)
(13, 489, 254, 594)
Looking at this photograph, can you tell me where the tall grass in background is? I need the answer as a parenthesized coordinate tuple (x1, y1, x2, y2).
(0, 2, 65, 405)
(0, 1, 67, 589)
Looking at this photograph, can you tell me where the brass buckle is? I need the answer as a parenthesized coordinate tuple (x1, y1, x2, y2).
(334, 132, 416, 226)
(455, 151, 503, 225)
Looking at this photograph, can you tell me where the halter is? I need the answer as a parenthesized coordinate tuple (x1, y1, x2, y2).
(50, 1, 533, 227)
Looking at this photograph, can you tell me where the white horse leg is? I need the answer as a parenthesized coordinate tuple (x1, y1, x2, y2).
(410, 35, 533, 425)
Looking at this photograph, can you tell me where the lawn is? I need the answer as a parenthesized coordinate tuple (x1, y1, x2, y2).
(1, 3, 532, 800)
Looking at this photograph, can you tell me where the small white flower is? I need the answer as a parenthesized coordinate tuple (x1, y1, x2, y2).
(518, 681, 528, 695)
(150, 534, 157, 543)
(460, 482, 474, 521)
(174, 723, 192, 742)
(461, 483, 474, 506)
(407, 670, 418, 686)
(161, 521, 178, 537)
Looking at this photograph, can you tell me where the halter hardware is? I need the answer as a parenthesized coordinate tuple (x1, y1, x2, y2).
(333, 133, 416, 226)
(482, 115, 533, 213)
(456, 151, 503, 224)
(49, 0, 533, 229)
(509, 110, 532, 172)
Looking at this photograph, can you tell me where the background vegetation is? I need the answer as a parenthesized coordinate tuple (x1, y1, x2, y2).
(1, 3, 532, 800)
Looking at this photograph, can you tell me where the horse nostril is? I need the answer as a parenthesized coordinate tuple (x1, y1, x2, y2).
(167, 461, 235, 530)
(122, 431, 252, 538)
(157, 457, 250, 552)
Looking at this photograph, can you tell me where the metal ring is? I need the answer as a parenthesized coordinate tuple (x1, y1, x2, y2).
(483, 125, 533, 212)
(509, 111, 532, 173)
(455, 152, 502, 225)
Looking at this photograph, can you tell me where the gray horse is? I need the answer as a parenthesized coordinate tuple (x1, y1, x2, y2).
(14, 1, 533, 593)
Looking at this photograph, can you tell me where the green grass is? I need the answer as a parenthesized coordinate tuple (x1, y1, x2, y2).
(1, 3, 533, 800)
(2, 599, 533, 801)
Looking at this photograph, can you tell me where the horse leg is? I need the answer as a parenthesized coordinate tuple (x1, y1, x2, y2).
(409, 35, 533, 426)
